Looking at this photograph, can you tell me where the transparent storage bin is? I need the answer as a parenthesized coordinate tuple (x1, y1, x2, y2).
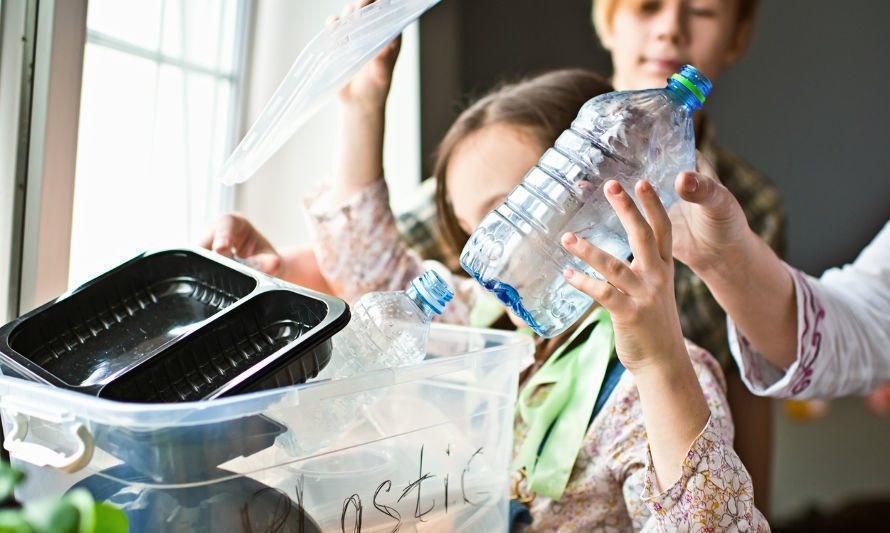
(0, 324, 533, 533)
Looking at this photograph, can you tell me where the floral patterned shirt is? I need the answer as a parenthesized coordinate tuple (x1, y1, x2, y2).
(305, 179, 770, 532)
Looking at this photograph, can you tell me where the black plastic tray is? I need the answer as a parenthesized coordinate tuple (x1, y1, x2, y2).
(0, 248, 349, 402)
(91, 414, 288, 483)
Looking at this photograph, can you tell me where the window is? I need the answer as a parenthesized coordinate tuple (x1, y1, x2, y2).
(68, 0, 249, 287)
(6, 0, 421, 314)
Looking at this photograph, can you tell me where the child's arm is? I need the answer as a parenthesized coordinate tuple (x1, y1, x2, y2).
(201, 213, 333, 294)
(562, 180, 768, 530)
(561, 180, 709, 488)
(329, 0, 400, 207)
(303, 3, 477, 320)
(670, 159, 798, 369)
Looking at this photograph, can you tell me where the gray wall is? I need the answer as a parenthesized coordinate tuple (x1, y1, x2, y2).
(419, 0, 890, 523)
(709, 1, 890, 273)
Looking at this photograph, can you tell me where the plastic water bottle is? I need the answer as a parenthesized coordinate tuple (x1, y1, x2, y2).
(316, 270, 454, 380)
(460, 65, 711, 338)
(285, 272, 453, 454)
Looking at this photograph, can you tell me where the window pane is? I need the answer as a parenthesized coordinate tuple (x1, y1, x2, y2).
(86, 0, 162, 51)
(218, 0, 240, 72)
(161, 0, 224, 70)
(70, 1, 244, 287)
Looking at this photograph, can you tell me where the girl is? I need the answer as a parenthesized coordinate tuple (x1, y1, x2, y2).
(304, 66, 768, 530)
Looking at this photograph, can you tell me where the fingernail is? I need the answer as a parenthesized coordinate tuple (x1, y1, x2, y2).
(563, 233, 578, 246)
(638, 180, 652, 193)
(685, 175, 698, 193)
(606, 181, 621, 195)
(564, 269, 575, 280)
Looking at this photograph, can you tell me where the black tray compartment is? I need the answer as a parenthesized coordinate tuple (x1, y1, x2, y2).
(99, 289, 336, 402)
(0, 248, 349, 402)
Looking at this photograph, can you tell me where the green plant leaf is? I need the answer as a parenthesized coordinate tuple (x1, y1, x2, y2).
(59, 490, 94, 533)
(0, 509, 35, 533)
(22, 499, 79, 533)
(0, 464, 25, 502)
(91, 504, 126, 533)
(0, 462, 126, 533)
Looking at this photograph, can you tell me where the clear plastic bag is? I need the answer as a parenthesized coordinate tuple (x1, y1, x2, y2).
(219, 0, 442, 185)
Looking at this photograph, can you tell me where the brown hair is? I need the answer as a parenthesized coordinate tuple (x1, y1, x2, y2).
(591, 0, 759, 44)
(433, 68, 613, 255)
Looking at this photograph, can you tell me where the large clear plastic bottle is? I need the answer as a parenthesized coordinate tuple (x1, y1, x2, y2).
(316, 270, 454, 380)
(460, 65, 711, 338)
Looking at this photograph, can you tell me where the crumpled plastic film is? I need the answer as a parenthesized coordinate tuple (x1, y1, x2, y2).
(219, 0, 442, 185)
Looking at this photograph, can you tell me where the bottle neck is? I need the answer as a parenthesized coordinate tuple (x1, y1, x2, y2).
(667, 79, 703, 111)
(405, 285, 436, 322)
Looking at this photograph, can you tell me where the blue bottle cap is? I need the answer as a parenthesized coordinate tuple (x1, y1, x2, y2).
(668, 65, 712, 109)
(411, 270, 454, 315)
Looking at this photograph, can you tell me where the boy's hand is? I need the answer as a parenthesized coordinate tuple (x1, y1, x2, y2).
(200, 213, 283, 278)
(561, 180, 687, 374)
(334, 0, 402, 113)
(669, 153, 753, 275)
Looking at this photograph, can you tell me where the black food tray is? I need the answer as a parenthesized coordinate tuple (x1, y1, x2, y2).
(0, 248, 349, 402)
(91, 414, 288, 483)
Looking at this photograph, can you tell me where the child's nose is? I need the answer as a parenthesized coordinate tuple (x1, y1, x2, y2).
(653, 3, 686, 45)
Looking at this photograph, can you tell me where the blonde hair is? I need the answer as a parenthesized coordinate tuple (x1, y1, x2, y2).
(591, 0, 759, 44)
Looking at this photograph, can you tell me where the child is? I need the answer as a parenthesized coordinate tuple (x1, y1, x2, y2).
(304, 62, 767, 529)
(590, 0, 784, 510)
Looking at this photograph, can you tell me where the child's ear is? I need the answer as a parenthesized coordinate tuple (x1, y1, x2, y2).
(597, 27, 616, 52)
(724, 16, 755, 67)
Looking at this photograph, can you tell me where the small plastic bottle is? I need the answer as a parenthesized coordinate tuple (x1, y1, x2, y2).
(286, 272, 453, 453)
(460, 65, 712, 338)
(316, 270, 454, 380)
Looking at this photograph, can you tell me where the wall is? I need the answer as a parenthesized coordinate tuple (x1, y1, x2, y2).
(418, 0, 890, 523)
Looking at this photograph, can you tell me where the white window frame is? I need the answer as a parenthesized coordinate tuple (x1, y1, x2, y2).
(0, 0, 85, 318)
(0, 0, 36, 321)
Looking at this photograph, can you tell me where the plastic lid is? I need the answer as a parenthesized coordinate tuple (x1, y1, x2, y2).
(411, 271, 454, 315)
(669, 65, 712, 108)
(218, 0, 442, 185)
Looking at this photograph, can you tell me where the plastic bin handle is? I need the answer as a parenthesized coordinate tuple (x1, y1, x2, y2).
(3, 412, 94, 473)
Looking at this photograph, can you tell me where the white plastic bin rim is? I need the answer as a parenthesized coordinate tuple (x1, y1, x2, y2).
(0, 324, 533, 428)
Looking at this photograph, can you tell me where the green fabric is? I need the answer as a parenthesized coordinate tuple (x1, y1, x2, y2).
(469, 291, 509, 328)
(512, 307, 614, 500)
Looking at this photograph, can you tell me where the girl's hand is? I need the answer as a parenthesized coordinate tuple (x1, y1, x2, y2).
(201, 213, 283, 278)
(561, 180, 687, 374)
(334, 0, 402, 113)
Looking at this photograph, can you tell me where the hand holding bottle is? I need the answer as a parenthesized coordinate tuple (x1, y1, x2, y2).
(460, 65, 713, 337)
(670, 156, 798, 369)
(668, 155, 754, 276)
(561, 180, 687, 374)
(561, 179, 711, 490)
